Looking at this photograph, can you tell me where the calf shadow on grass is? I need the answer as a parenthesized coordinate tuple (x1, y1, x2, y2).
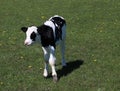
(57, 59, 84, 80)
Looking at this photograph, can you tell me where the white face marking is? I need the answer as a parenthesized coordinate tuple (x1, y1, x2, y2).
(24, 26, 37, 45)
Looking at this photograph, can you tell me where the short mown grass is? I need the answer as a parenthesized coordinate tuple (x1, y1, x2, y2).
(0, 0, 120, 91)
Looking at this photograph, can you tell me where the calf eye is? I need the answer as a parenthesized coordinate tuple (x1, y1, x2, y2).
(30, 32, 36, 41)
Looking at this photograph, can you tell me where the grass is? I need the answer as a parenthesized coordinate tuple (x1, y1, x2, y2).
(0, 0, 120, 91)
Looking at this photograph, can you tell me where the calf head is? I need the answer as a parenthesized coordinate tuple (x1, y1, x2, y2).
(21, 26, 38, 46)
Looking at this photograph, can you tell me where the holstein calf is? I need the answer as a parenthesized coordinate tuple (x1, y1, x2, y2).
(21, 15, 67, 82)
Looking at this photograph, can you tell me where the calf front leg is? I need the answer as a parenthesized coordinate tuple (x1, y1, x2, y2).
(42, 47, 49, 77)
(49, 46, 58, 82)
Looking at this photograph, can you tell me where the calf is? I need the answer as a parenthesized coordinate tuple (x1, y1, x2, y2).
(21, 15, 67, 82)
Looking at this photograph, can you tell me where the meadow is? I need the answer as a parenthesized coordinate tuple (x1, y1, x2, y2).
(0, 0, 120, 91)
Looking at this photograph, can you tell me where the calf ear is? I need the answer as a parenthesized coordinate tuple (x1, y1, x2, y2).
(21, 27, 28, 32)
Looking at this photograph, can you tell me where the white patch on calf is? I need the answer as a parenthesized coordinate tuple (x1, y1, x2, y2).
(49, 15, 64, 21)
(44, 21, 56, 39)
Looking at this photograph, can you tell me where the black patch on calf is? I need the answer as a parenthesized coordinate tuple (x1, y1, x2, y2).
(30, 32, 36, 41)
(37, 25, 55, 48)
(51, 17, 66, 27)
(50, 17, 66, 41)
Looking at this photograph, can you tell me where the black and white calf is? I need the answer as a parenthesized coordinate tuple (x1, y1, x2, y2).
(21, 15, 66, 81)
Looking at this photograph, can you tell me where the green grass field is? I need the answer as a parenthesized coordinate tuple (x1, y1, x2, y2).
(0, 0, 120, 91)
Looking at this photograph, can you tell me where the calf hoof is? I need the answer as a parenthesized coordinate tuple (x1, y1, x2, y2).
(43, 75, 48, 79)
(43, 69, 48, 78)
(53, 75, 58, 82)
(43, 74, 48, 78)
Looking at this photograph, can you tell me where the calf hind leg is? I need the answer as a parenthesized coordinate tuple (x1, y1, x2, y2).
(60, 40, 67, 67)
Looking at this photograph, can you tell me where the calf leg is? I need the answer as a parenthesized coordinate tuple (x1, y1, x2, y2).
(49, 46, 58, 82)
(43, 62, 49, 77)
(60, 40, 67, 67)
(42, 47, 49, 77)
